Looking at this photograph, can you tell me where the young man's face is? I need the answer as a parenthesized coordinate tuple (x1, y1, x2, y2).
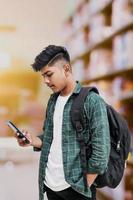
(40, 60, 69, 93)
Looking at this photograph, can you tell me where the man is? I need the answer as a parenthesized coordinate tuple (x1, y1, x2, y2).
(16, 45, 110, 200)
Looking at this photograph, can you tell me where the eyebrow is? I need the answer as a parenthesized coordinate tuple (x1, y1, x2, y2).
(41, 70, 52, 76)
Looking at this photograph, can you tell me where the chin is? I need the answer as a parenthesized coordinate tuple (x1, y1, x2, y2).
(54, 89, 62, 93)
(51, 87, 58, 93)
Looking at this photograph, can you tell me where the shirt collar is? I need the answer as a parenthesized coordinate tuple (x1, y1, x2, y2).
(72, 81, 82, 94)
(50, 81, 82, 100)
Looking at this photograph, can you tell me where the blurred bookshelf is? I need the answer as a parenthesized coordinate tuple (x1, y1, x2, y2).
(63, 0, 133, 199)
(0, 69, 45, 138)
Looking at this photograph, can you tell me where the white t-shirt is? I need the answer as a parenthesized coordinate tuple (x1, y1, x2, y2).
(44, 93, 71, 191)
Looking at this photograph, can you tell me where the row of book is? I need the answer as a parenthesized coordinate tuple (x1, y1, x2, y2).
(63, 0, 133, 60)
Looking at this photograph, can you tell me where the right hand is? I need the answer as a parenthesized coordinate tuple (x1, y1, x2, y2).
(15, 129, 32, 147)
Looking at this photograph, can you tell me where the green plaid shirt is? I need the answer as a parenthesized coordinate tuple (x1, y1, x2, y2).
(35, 82, 110, 200)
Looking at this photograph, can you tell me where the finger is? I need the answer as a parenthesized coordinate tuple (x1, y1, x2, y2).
(22, 129, 25, 133)
(20, 136, 27, 143)
(17, 138, 24, 143)
(22, 129, 26, 135)
(25, 132, 30, 139)
(22, 131, 30, 140)
(15, 132, 20, 138)
(19, 140, 25, 146)
(19, 139, 28, 146)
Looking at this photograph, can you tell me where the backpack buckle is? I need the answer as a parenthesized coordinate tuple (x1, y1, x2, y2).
(75, 121, 83, 132)
(117, 140, 121, 151)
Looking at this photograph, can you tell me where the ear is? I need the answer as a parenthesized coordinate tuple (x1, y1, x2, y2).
(63, 64, 70, 72)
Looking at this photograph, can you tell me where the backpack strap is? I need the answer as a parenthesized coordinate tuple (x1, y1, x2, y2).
(71, 87, 99, 131)
(71, 86, 99, 191)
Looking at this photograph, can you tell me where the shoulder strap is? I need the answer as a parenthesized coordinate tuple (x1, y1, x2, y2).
(71, 86, 99, 191)
(71, 86, 99, 132)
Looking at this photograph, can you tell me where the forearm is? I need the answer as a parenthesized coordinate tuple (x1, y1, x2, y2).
(32, 136, 43, 149)
(87, 93, 110, 174)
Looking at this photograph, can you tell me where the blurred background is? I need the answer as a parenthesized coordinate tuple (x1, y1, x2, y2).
(0, 0, 133, 200)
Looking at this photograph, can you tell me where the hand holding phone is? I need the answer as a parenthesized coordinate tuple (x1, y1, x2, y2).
(6, 121, 30, 144)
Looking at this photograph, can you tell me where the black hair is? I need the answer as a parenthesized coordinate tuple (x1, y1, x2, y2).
(31, 45, 70, 72)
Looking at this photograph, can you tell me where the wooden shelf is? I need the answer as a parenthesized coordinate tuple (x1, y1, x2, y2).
(66, 0, 113, 41)
(71, 22, 133, 64)
(82, 67, 133, 84)
(123, 114, 133, 122)
(67, 0, 112, 20)
(127, 160, 133, 167)
(65, 23, 89, 43)
(65, 0, 89, 22)
(91, 0, 113, 16)
(119, 91, 133, 103)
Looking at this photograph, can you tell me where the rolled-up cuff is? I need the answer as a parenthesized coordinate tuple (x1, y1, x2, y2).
(33, 135, 43, 152)
(87, 162, 107, 174)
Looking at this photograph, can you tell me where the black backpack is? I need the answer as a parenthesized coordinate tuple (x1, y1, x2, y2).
(71, 87, 131, 190)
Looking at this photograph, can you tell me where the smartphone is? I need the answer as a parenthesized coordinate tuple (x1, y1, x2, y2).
(6, 121, 30, 144)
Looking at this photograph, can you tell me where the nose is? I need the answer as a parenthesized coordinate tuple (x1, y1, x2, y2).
(43, 76, 50, 84)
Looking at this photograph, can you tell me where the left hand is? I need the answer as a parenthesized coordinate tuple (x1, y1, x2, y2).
(86, 174, 98, 187)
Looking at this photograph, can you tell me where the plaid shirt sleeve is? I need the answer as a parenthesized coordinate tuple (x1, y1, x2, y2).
(84, 92, 110, 174)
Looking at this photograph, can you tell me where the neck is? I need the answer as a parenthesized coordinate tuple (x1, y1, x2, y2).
(60, 78, 76, 96)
